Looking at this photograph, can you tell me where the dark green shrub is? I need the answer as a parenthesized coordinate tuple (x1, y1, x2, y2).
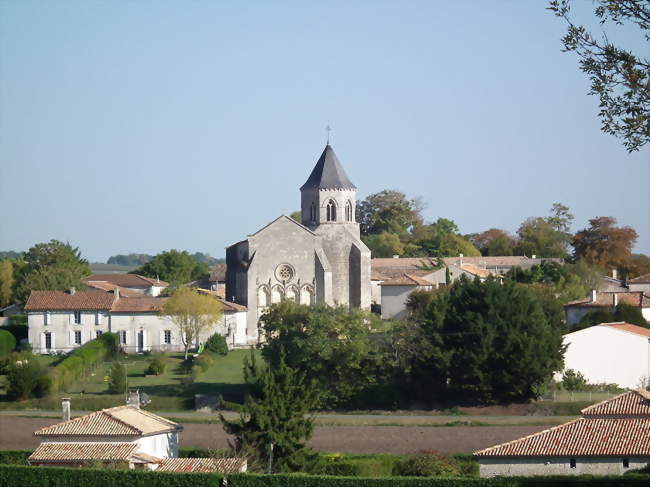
(6, 353, 49, 400)
(561, 369, 589, 391)
(0, 450, 30, 465)
(204, 333, 229, 356)
(0, 329, 17, 358)
(145, 353, 167, 375)
(107, 362, 126, 394)
(392, 451, 461, 477)
(195, 353, 214, 372)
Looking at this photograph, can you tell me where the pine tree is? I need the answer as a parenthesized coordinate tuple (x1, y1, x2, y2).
(220, 351, 320, 472)
(107, 362, 126, 394)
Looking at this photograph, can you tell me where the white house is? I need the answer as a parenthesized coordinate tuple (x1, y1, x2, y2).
(380, 274, 436, 319)
(25, 288, 249, 354)
(556, 322, 650, 389)
(475, 390, 650, 477)
(564, 290, 650, 327)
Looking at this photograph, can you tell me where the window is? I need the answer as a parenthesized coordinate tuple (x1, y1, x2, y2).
(326, 199, 336, 222)
(345, 200, 353, 221)
(119, 331, 127, 345)
(95, 312, 102, 325)
(309, 202, 316, 222)
(96, 330, 103, 339)
(44, 312, 51, 326)
(623, 458, 629, 468)
(45, 332, 52, 350)
(74, 331, 81, 345)
(570, 459, 576, 469)
(73, 311, 81, 324)
(164, 330, 171, 345)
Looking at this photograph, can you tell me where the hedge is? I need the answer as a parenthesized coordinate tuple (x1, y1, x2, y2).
(0, 329, 17, 358)
(1, 465, 650, 486)
(0, 450, 30, 465)
(51, 333, 119, 391)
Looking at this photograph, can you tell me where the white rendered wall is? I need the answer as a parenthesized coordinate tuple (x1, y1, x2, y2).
(479, 457, 650, 477)
(381, 285, 415, 320)
(136, 432, 178, 458)
(557, 326, 650, 389)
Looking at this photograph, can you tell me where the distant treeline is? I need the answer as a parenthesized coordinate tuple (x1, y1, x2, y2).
(107, 252, 224, 266)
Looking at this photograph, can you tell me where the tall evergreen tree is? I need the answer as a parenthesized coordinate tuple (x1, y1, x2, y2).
(220, 351, 320, 472)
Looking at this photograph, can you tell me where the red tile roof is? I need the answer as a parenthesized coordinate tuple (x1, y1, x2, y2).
(565, 291, 650, 308)
(581, 390, 650, 417)
(84, 281, 145, 298)
(28, 442, 138, 462)
(380, 273, 435, 287)
(158, 457, 247, 473)
(459, 263, 492, 279)
(84, 274, 168, 288)
(599, 322, 650, 339)
(25, 291, 115, 311)
(371, 257, 439, 270)
(111, 297, 168, 313)
(630, 273, 650, 284)
(475, 417, 650, 457)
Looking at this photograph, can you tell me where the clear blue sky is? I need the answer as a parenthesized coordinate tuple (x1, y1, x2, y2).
(1, 1, 648, 262)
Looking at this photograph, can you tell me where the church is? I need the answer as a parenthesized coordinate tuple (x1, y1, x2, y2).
(225, 144, 372, 342)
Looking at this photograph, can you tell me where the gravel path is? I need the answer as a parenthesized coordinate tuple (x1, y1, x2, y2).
(0, 416, 546, 454)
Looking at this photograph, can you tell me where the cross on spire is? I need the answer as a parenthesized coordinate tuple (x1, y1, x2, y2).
(326, 123, 332, 144)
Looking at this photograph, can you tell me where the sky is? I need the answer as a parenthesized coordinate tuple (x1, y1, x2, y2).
(1, 0, 648, 262)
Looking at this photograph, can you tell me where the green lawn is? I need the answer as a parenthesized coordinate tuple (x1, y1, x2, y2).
(0, 350, 255, 412)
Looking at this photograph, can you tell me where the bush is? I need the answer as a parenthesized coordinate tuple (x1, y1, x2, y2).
(0, 329, 17, 358)
(107, 362, 126, 394)
(0, 450, 30, 465)
(561, 369, 589, 391)
(392, 451, 462, 477)
(5, 353, 49, 400)
(195, 353, 215, 372)
(204, 333, 229, 356)
(145, 353, 167, 375)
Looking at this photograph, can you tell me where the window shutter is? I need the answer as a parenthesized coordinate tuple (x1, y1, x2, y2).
(40, 333, 45, 353)
(51, 332, 55, 351)
(142, 330, 147, 351)
(159, 329, 165, 348)
(69, 330, 74, 346)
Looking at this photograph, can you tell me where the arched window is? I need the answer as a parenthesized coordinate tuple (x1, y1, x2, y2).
(310, 202, 316, 222)
(345, 201, 353, 222)
(326, 200, 336, 222)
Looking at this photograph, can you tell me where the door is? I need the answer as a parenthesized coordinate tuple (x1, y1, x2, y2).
(137, 330, 144, 353)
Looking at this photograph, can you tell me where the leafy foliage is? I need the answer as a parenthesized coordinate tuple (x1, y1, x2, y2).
(575, 302, 648, 330)
(0, 259, 15, 307)
(358, 190, 423, 238)
(220, 351, 320, 473)
(573, 216, 638, 272)
(561, 369, 589, 391)
(204, 333, 229, 356)
(160, 287, 223, 359)
(517, 204, 574, 258)
(469, 229, 516, 256)
(107, 361, 127, 394)
(14, 240, 91, 304)
(392, 451, 466, 477)
(106, 253, 152, 266)
(259, 301, 386, 408)
(0, 329, 17, 358)
(549, 0, 650, 152)
(145, 353, 168, 375)
(5, 353, 50, 400)
(132, 249, 209, 286)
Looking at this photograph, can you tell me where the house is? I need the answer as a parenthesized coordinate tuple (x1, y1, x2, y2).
(25, 288, 248, 354)
(556, 322, 650, 389)
(28, 395, 246, 473)
(629, 273, 650, 293)
(564, 290, 650, 326)
(475, 390, 650, 477)
(83, 274, 169, 297)
(380, 274, 436, 319)
(187, 263, 227, 298)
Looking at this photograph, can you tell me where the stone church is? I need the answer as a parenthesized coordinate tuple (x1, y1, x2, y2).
(226, 144, 372, 341)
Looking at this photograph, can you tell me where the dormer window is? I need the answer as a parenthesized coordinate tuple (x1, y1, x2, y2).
(345, 200, 353, 221)
(326, 200, 336, 222)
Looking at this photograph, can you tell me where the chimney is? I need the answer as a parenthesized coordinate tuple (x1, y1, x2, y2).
(114, 288, 120, 299)
(62, 398, 71, 421)
(591, 289, 598, 302)
(459, 254, 464, 267)
(532, 254, 537, 260)
(69, 287, 76, 295)
(127, 389, 140, 409)
(612, 269, 618, 280)
(392, 255, 399, 259)
(614, 293, 619, 306)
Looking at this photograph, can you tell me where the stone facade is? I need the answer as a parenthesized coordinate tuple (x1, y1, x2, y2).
(479, 456, 650, 477)
(226, 144, 371, 339)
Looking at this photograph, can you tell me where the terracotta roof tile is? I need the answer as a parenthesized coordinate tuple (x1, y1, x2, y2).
(380, 273, 435, 287)
(34, 405, 181, 437)
(194, 289, 247, 311)
(25, 291, 115, 311)
(158, 457, 247, 473)
(460, 263, 492, 279)
(84, 274, 168, 288)
(474, 417, 650, 457)
(28, 442, 138, 462)
(630, 273, 650, 284)
(581, 390, 650, 417)
(111, 297, 167, 313)
(84, 281, 145, 298)
(599, 322, 650, 339)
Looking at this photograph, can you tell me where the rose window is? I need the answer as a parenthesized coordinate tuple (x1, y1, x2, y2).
(276, 264, 295, 283)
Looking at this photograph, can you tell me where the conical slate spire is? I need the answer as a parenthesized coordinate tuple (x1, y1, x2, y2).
(300, 144, 356, 191)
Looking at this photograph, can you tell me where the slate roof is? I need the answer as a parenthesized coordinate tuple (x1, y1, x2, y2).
(300, 144, 356, 190)
(158, 457, 247, 473)
(34, 405, 181, 437)
(84, 274, 169, 289)
(28, 442, 138, 462)
(25, 291, 115, 311)
(475, 390, 650, 458)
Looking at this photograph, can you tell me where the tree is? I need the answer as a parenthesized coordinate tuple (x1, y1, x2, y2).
(517, 203, 574, 258)
(106, 253, 152, 266)
(575, 302, 648, 330)
(220, 351, 320, 472)
(259, 301, 384, 408)
(470, 229, 517, 256)
(408, 219, 480, 257)
(107, 362, 126, 394)
(357, 190, 423, 238)
(549, 0, 650, 152)
(622, 253, 650, 278)
(160, 287, 223, 359)
(362, 232, 405, 257)
(289, 210, 301, 222)
(0, 260, 15, 307)
(14, 240, 91, 304)
(573, 216, 638, 271)
(133, 249, 209, 286)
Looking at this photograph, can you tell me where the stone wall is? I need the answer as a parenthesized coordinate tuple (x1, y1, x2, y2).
(479, 456, 650, 477)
